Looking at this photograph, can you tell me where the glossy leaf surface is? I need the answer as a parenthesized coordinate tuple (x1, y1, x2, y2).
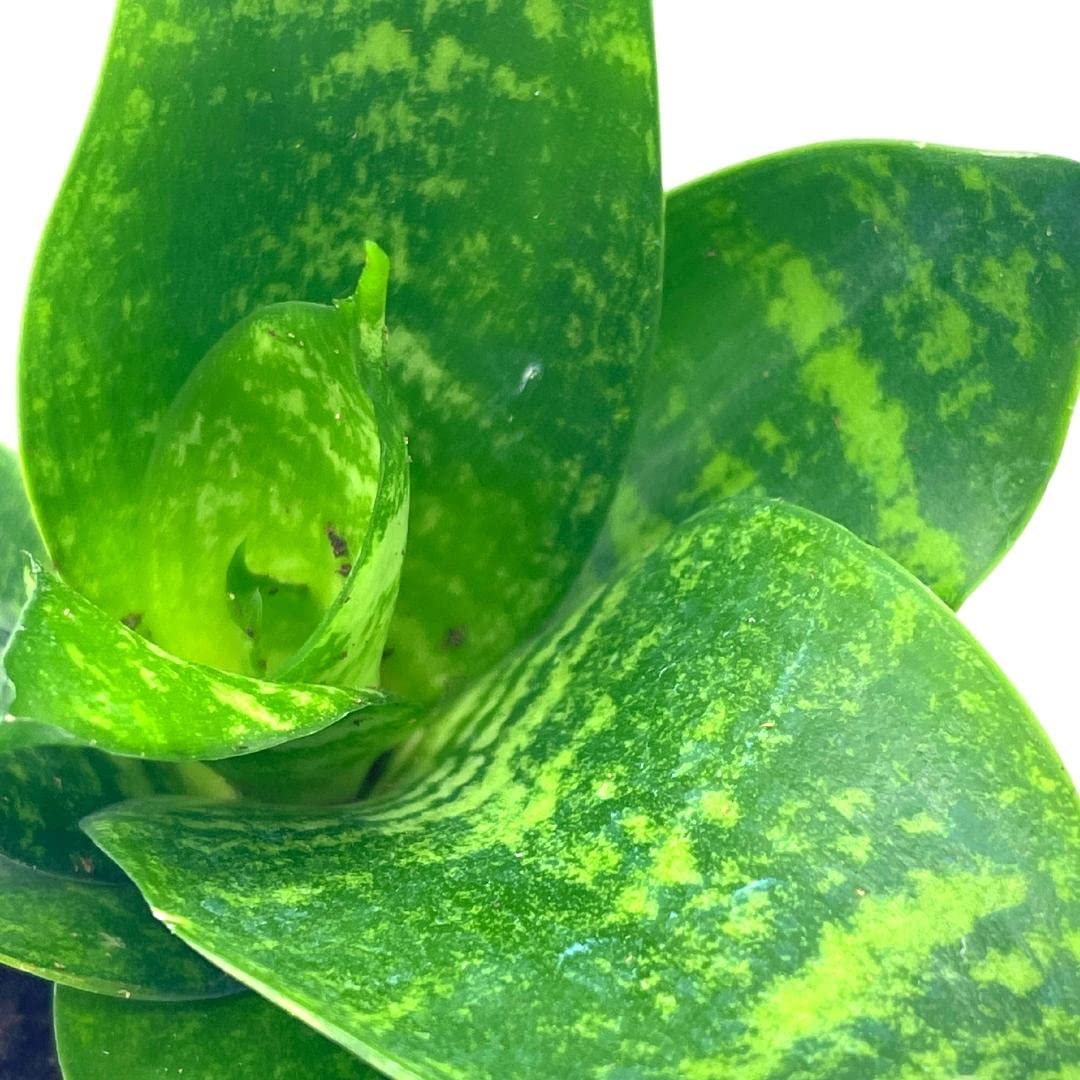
(2, 565, 406, 761)
(20, 0, 663, 702)
(54, 987, 375, 1079)
(605, 142, 1080, 605)
(88, 501, 1079, 1078)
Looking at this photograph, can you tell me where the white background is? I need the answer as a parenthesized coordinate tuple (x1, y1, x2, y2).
(1, 2, 1076, 779)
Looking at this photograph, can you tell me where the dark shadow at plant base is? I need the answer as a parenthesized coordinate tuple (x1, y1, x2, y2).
(0, 966, 59, 1079)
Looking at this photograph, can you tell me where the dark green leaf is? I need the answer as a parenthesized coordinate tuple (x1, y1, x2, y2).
(86, 500, 1079, 1078)
(20, 0, 663, 702)
(0, 741, 236, 999)
(54, 987, 376, 1079)
(0, 855, 236, 1001)
(0, 744, 228, 883)
(604, 142, 1080, 605)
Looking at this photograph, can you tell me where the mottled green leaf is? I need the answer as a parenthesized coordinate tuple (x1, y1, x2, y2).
(20, 0, 663, 702)
(605, 142, 1080, 605)
(0, 744, 236, 999)
(86, 501, 1079, 1078)
(2, 564, 409, 760)
(54, 987, 376, 1079)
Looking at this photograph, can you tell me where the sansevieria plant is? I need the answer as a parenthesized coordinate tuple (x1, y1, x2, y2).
(2, 3, 1078, 1077)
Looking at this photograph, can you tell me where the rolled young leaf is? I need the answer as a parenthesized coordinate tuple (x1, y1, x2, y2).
(134, 241, 408, 691)
(86, 500, 1079, 1078)
(1, 563, 407, 761)
(19, 0, 664, 703)
(604, 142, 1080, 605)
(54, 987, 377, 1079)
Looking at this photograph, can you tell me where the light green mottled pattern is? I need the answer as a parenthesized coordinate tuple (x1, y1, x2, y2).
(134, 242, 408, 691)
(19, 0, 663, 703)
(87, 501, 1079, 1078)
(54, 987, 377, 1079)
(0, 447, 46, 640)
(602, 142, 1080, 606)
(2, 565, 407, 760)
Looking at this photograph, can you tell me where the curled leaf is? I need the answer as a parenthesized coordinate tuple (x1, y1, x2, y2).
(2, 563, 408, 761)
(134, 242, 408, 690)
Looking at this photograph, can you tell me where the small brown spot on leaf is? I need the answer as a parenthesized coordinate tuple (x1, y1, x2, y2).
(338, 563, 352, 578)
(326, 524, 349, 559)
(445, 626, 468, 649)
(121, 612, 142, 630)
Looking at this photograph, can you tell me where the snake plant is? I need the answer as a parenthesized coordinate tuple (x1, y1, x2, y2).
(2, 2, 1078, 1077)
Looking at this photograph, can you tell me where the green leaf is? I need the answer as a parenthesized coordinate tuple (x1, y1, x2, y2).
(1, 564, 409, 761)
(85, 500, 1079, 1078)
(604, 142, 1080, 605)
(0, 856, 236, 1001)
(54, 987, 376, 1079)
(0, 744, 236, 999)
(1, 448, 45, 633)
(20, 0, 663, 702)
